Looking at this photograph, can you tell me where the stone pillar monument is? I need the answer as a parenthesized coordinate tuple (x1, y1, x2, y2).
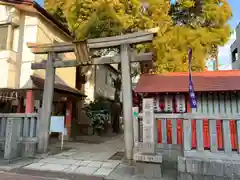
(134, 98, 162, 178)
(4, 118, 19, 160)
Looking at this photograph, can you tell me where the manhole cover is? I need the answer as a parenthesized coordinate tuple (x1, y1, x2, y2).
(109, 151, 124, 160)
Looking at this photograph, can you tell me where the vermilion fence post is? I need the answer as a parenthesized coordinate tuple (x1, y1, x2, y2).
(177, 119, 183, 145)
(167, 120, 172, 144)
(203, 120, 210, 149)
(230, 120, 237, 150)
(157, 120, 162, 143)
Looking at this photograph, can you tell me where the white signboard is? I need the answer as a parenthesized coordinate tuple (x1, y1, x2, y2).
(49, 116, 65, 151)
(50, 116, 65, 133)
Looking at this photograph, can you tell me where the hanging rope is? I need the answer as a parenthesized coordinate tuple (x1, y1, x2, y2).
(0, 91, 18, 101)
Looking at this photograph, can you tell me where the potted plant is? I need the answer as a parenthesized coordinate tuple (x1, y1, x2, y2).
(84, 98, 110, 135)
(90, 112, 107, 135)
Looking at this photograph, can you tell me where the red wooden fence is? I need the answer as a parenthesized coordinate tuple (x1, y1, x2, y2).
(157, 120, 238, 150)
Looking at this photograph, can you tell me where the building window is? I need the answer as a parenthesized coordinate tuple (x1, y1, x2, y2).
(0, 25, 8, 50)
(232, 48, 238, 63)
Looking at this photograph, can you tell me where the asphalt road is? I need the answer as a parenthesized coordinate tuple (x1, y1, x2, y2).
(0, 172, 61, 180)
(2, 169, 105, 180)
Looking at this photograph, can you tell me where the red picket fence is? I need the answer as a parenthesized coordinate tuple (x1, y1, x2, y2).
(157, 120, 238, 150)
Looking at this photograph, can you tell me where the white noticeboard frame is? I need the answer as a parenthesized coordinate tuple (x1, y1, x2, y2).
(49, 116, 66, 151)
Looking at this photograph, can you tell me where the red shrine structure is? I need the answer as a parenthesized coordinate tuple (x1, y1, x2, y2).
(134, 70, 240, 150)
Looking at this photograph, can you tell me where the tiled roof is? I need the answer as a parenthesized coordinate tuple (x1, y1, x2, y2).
(30, 75, 86, 97)
(134, 70, 240, 93)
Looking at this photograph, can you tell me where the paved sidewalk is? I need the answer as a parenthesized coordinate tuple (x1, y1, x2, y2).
(19, 135, 176, 180)
(24, 156, 121, 177)
(22, 136, 124, 178)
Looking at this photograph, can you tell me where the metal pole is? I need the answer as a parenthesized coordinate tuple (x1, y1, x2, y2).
(38, 52, 55, 153)
(120, 44, 134, 160)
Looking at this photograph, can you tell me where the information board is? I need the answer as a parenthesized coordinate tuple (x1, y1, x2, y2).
(50, 116, 65, 133)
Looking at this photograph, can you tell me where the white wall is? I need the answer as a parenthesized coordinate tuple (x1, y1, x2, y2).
(0, 5, 8, 22)
(19, 15, 38, 88)
(0, 5, 15, 88)
(0, 4, 77, 96)
(18, 11, 75, 89)
(33, 14, 75, 88)
(0, 59, 9, 88)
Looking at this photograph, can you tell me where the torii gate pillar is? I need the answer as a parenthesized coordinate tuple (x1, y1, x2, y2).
(120, 44, 134, 160)
(38, 52, 55, 153)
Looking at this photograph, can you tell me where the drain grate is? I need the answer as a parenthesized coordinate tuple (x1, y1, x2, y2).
(109, 151, 124, 160)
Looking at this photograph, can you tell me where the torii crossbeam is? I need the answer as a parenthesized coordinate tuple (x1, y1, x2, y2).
(28, 28, 158, 160)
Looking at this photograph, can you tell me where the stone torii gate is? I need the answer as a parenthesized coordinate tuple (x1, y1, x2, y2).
(28, 28, 157, 160)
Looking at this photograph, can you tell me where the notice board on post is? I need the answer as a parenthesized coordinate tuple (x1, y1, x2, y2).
(49, 116, 65, 151)
(50, 116, 65, 133)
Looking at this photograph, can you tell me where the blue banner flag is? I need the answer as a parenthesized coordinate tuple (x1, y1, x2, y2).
(188, 48, 197, 109)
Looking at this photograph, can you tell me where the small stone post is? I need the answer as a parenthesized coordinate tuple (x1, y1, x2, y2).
(4, 118, 19, 160)
(142, 98, 156, 153)
(134, 98, 162, 178)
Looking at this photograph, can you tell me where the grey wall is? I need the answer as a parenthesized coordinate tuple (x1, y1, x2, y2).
(95, 65, 117, 100)
(231, 23, 240, 69)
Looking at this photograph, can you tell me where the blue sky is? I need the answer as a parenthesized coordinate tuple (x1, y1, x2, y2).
(36, 0, 239, 70)
(35, 0, 43, 6)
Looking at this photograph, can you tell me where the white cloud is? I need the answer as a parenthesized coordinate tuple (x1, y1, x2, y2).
(218, 31, 236, 70)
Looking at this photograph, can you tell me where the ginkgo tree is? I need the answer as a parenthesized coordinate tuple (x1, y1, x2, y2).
(44, 0, 232, 73)
(155, 0, 232, 72)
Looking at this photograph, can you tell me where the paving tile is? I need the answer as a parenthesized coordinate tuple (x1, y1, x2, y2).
(108, 160, 122, 164)
(40, 158, 78, 165)
(63, 165, 79, 173)
(75, 160, 83, 166)
(88, 157, 106, 161)
(72, 155, 85, 160)
(109, 164, 135, 177)
(88, 161, 104, 168)
(94, 168, 114, 176)
(79, 161, 91, 166)
(68, 149, 77, 152)
(75, 166, 98, 175)
(57, 151, 75, 156)
(38, 163, 69, 171)
(101, 161, 120, 169)
(24, 163, 45, 170)
(39, 158, 58, 163)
